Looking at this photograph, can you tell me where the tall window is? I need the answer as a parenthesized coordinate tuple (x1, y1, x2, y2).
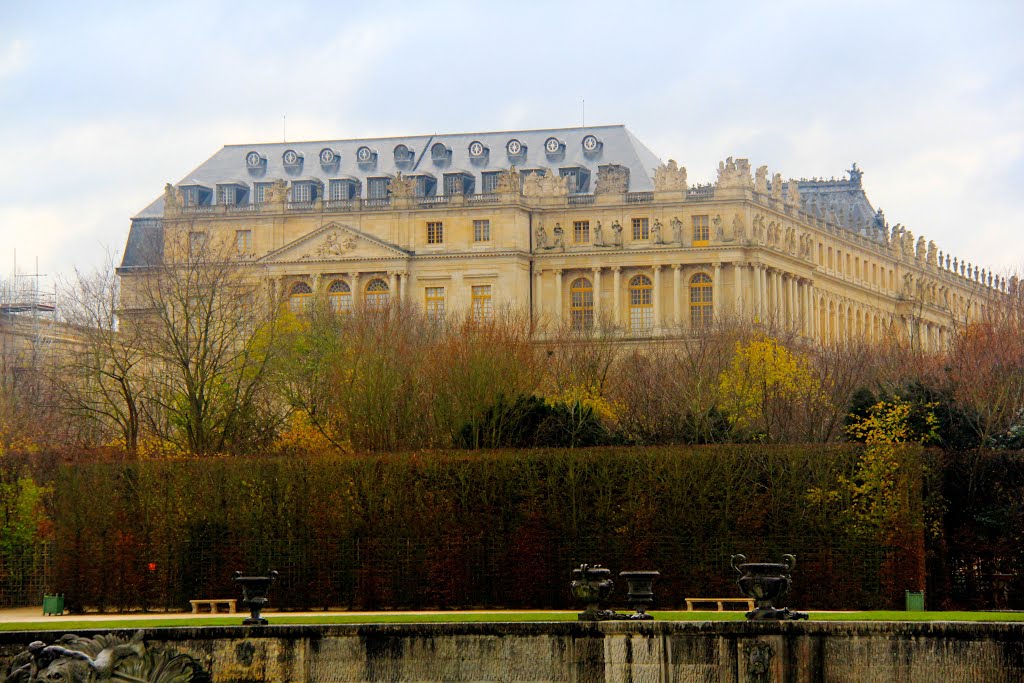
(471, 285, 493, 323)
(254, 183, 271, 204)
(235, 230, 252, 256)
(481, 172, 500, 194)
(291, 182, 312, 202)
(329, 179, 356, 201)
(692, 215, 709, 245)
(327, 280, 351, 314)
(188, 231, 207, 260)
(570, 278, 594, 331)
(425, 287, 445, 321)
(632, 217, 649, 240)
(473, 219, 491, 242)
(427, 222, 444, 244)
(368, 178, 390, 200)
(629, 274, 653, 333)
(689, 273, 713, 327)
(573, 221, 590, 244)
(288, 282, 313, 314)
(218, 185, 237, 206)
(365, 278, 390, 310)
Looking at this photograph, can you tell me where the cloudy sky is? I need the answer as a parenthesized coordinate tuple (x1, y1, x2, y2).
(1, 0, 1021, 287)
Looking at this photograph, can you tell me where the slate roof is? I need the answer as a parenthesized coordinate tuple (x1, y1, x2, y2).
(133, 125, 663, 219)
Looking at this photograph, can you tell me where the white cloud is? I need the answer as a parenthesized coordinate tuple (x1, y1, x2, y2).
(0, 38, 26, 80)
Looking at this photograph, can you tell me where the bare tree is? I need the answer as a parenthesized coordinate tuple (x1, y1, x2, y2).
(55, 255, 146, 453)
(122, 228, 283, 454)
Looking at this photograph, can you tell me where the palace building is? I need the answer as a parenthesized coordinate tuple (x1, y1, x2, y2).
(119, 125, 1003, 347)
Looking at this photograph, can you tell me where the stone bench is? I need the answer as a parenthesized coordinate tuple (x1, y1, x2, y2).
(684, 597, 754, 611)
(189, 598, 237, 614)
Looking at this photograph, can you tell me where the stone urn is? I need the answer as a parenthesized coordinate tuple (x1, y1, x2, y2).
(233, 570, 279, 625)
(570, 564, 615, 621)
(731, 554, 808, 620)
(619, 570, 660, 620)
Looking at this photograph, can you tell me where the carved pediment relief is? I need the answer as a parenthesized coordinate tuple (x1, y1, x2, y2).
(260, 223, 409, 263)
(653, 159, 687, 191)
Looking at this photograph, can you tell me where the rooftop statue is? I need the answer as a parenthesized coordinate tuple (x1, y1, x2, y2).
(771, 173, 783, 201)
(495, 167, 520, 194)
(848, 162, 863, 185)
(387, 172, 415, 199)
(595, 164, 629, 194)
(653, 159, 687, 192)
(785, 180, 801, 208)
(716, 157, 753, 190)
(754, 165, 769, 194)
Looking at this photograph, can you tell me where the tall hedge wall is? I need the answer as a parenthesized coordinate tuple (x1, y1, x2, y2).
(49, 445, 925, 612)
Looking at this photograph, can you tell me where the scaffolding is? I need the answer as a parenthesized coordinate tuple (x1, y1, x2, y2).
(0, 253, 55, 318)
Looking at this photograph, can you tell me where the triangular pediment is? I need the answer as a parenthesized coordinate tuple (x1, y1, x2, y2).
(259, 223, 410, 263)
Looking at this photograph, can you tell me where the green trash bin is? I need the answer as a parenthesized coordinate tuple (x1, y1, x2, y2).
(42, 594, 64, 616)
(905, 590, 925, 611)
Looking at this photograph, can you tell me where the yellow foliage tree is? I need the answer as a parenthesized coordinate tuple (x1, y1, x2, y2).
(717, 335, 823, 442)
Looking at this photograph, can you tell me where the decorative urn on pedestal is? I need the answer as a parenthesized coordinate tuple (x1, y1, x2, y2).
(619, 570, 660, 620)
(731, 554, 808, 620)
(570, 564, 615, 621)
(233, 570, 279, 625)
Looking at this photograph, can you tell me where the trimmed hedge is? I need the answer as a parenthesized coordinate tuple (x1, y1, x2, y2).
(47, 445, 927, 612)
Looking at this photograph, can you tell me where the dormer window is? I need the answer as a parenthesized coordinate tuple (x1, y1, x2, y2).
(408, 173, 436, 198)
(443, 172, 473, 196)
(329, 178, 359, 201)
(367, 176, 391, 200)
(481, 172, 501, 194)
(544, 137, 564, 156)
(290, 180, 321, 203)
(217, 182, 249, 206)
(282, 149, 303, 168)
(559, 166, 591, 194)
(356, 146, 377, 167)
(319, 148, 339, 167)
(505, 138, 526, 160)
(430, 142, 451, 166)
(393, 144, 415, 168)
(245, 151, 266, 169)
(468, 140, 488, 160)
(180, 184, 212, 207)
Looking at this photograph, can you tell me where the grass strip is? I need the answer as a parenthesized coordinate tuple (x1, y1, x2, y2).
(0, 610, 1019, 631)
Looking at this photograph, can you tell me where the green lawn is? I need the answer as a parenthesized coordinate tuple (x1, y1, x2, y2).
(0, 610, 1019, 631)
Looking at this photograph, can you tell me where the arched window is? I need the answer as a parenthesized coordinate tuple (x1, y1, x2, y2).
(628, 274, 653, 334)
(689, 273, 713, 327)
(570, 278, 594, 331)
(365, 278, 390, 310)
(327, 279, 351, 314)
(288, 281, 312, 313)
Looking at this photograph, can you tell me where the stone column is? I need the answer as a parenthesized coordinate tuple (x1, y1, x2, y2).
(734, 262, 744, 317)
(388, 272, 398, 303)
(349, 272, 361, 308)
(613, 266, 622, 327)
(554, 269, 563, 325)
(753, 264, 763, 318)
(535, 269, 544, 320)
(713, 262, 722, 322)
(673, 264, 683, 326)
(592, 267, 602, 322)
(399, 271, 408, 304)
(652, 265, 662, 330)
(774, 270, 782, 322)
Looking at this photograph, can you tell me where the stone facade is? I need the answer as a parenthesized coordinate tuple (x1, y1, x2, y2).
(120, 127, 1003, 350)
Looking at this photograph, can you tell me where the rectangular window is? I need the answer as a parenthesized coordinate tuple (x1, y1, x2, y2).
(425, 287, 445, 321)
(414, 176, 436, 198)
(188, 231, 207, 259)
(235, 230, 252, 256)
(481, 172, 500, 194)
(472, 285, 493, 323)
(692, 215, 709, 244)
(368, 178, 390, 200)
(632, 217, 649, 240)
(473, 219, 491, 242)
(291, 183, 311, 203)
(427, 222, 444, 245)
(329, 179, 356, 201)
(218, 185, 236, 206)
(573, 220, 590, 244)
(444, 174, 470, 195)
(254, 183, 271, 204)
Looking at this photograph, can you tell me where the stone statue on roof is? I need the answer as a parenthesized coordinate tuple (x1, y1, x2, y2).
(496, 167, 520, 194)
(163, 183, 180, 213)
(771, 173, 783, 201)
(785, 180, 801, 208)
(848, 163, 863, 185)
(654, 160, 687, 192)
(716, 157, 753, 190)
(755, 165, 769, 194)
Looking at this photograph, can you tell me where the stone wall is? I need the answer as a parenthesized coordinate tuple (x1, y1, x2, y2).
(1, 620, 1021, 682)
